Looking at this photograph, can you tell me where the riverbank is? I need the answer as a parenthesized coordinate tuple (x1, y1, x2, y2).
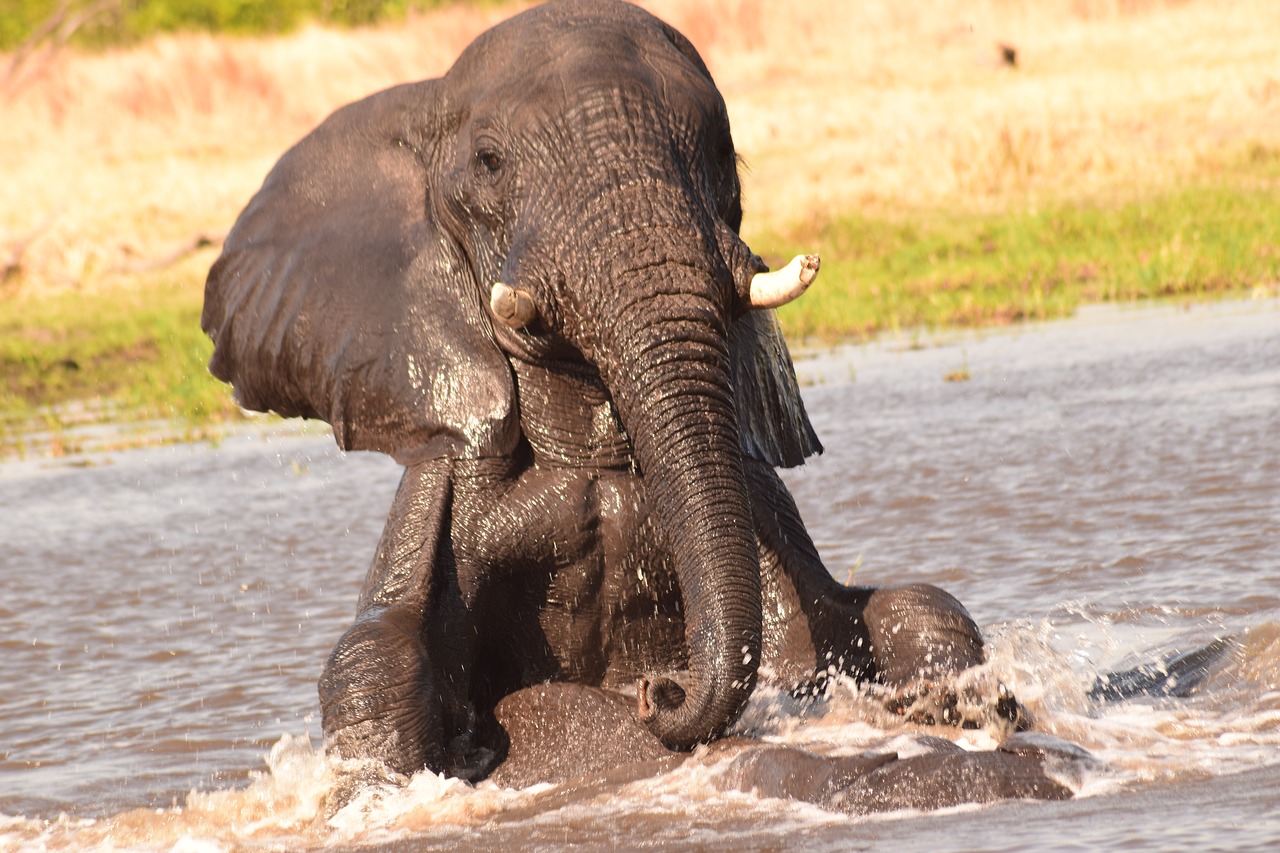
(3, 0, 1277, 456)
(772, 167, 1280, 341)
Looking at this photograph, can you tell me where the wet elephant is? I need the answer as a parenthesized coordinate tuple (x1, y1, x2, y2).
(490, 682, 1083, 812)
(487, 639, 1236, 807)
(203, 0, 1009, 782)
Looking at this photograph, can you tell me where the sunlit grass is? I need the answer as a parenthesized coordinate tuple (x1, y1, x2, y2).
(0, 269, 242, 456)
(2, 0, 1278, 456)
(772, 166, 1280, 341)
(5, 0, 1278, 293)
(5, 162, 1275, 457)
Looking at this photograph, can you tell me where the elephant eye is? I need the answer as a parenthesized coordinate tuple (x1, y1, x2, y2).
(475, 148, 504, 175)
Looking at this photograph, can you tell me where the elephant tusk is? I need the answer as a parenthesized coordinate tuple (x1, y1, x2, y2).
(747, 254, 820, 309)
(490, 281, 538, 329)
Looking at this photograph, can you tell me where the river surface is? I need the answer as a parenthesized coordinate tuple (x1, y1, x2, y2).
(1, 298, 1277, 851)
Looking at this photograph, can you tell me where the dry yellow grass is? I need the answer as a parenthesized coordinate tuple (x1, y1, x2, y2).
(658, 0, 1280, 224)
(2, 0, 1277, 294)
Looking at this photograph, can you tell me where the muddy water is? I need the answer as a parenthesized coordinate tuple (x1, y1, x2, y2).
(1, 298, 1277, 851)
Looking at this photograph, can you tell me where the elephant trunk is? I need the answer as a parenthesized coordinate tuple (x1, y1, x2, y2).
(594, 255, 763, 750)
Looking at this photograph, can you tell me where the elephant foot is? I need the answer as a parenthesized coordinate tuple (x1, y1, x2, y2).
(320, 752, 413, 818)
(319, 606, 498, 783)
(863, 584, 987, 684)
(883, 676, 1030, 735)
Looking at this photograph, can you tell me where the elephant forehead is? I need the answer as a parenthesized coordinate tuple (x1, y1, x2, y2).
(463, 52, 723, 140)
(456, 0, 686, 72)
(448, 2, 722, 132)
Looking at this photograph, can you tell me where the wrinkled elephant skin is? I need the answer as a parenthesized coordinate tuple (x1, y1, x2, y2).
(202, 0, 1014, 790)
(491, 682, 1081, 813)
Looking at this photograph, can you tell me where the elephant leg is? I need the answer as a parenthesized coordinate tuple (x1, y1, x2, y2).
(862, 584, 984, 683)
(742, 460, 1022, 728)
(319, 603, 453, 776)
(743, 459, 876, 688)
(863, 584, 1028, 731)
(319, 459, 495, 781)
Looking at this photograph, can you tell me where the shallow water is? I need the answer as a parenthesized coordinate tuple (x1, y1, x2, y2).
(1, 298, 1277, 851)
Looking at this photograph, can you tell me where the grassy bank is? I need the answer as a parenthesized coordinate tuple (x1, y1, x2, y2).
(0, 0, 485, 52)
(772, 165, 1280, 341)
(3, 0, 1279, 457)
(0, 270, 239, 456)
(4, 163, 1277, 458)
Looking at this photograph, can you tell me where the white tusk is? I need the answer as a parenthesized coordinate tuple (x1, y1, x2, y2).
(490, 281, 538, 329)
(747, 254, 820, 309)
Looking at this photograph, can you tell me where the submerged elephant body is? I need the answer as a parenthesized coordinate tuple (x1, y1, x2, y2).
(490, 682, 1082, 812)
(203, 0, 1022, 800)
(317, 447, 981, 780)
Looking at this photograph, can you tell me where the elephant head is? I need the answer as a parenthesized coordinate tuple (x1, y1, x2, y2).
(202, 0, 821, 751)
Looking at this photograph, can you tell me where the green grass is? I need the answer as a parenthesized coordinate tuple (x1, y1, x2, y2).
(0, 0, 488, 52)
(771, 176, 1280, 342)
(0, 274, 242, 456)
(3, 168, 1278, 458)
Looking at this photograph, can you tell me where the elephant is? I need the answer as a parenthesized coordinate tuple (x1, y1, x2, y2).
(488, 681, 1088, 812)
(202, 0, 1021, 787)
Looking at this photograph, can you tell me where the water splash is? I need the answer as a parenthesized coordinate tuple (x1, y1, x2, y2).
(3, 617, 1278, 850)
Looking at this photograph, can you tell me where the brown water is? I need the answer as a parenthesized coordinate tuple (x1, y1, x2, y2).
(2, 298, 1277, 851)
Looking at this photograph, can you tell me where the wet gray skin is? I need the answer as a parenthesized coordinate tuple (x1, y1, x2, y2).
(205, 0, 1006, 785)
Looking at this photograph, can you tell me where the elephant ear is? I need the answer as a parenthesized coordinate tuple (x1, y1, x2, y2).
(728, 310, 822, 468)
(202, 81, 518, 465)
